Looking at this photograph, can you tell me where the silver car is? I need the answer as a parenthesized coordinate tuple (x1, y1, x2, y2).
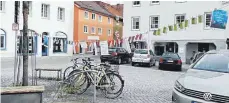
(131, 49, 156, 67)
(172, 50, 229, 103)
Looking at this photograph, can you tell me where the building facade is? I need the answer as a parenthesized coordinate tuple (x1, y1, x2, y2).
(123, 1, 229, 63)
(0, 1, 74, 57)
(96, 2, 124, 47)
(74, 1, 114, 54)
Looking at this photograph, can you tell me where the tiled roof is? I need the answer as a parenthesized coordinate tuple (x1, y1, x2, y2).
(95, 1, 123, 17)
(74, 1, 114, 17)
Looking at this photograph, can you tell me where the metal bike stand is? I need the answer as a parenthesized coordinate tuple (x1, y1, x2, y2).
(93, 70, 97, 103)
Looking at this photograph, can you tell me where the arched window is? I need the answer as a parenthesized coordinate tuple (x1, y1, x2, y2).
(53, 31, 67, 53)
(0, 29, 6, 50)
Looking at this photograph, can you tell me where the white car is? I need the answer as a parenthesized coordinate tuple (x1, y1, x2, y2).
(131, 49, 156, 67)
(172, 50, 229, 103)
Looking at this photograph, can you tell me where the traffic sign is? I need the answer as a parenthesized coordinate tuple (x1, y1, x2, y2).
(12, 23, 19, 31)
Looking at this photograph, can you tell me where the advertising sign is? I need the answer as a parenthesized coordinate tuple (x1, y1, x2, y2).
(100, 41, 109, 55)
(210, 10, 228, 29)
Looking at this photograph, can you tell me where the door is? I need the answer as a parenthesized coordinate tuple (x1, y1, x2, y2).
(198, 43, 209, 52)
(42, 35, 49, 56)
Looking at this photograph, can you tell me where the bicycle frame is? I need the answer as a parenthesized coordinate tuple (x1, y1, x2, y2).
(81, 65, 113, 88)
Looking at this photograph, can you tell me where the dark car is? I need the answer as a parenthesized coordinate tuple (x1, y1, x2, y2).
(100, 47, 133, 64)
(158, 52, 182, 71)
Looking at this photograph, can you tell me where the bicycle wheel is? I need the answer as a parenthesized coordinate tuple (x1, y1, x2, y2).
(70, 71, 90, 95)
(99, 73, 124, 99)
(63, 66, 76, 80)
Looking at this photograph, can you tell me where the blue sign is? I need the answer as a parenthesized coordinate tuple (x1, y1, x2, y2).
(211, 10, 228, 29)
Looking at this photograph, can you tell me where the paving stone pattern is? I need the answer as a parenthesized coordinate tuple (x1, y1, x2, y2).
(1, 55, 187, 103)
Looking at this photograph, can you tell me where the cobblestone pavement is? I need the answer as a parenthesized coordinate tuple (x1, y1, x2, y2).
(1, 55, 189, 103)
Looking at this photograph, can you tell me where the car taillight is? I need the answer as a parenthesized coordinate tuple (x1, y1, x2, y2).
(159, 58, 163, 63)
(177, 60, 182, 65)
(112, 52, 117, 56)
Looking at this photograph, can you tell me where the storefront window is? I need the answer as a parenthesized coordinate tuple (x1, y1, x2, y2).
(18, 30, 37, 54)
(53, 32, 67, 53)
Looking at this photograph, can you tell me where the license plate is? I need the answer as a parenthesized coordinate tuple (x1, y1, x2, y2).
(191, 101, 201, 103)
(167, 60, 173, 62)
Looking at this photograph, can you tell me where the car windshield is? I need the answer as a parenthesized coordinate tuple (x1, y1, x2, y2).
(134, 49, 148, 54)
(109, 48, 117, 52)
(192, 53, 229, 73)
(162, 53, 179, 59)
(196, 53, 204, 59)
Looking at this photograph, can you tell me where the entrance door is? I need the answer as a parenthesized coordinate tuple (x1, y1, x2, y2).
(155, 46, 164, 56)
(42, 32, 49, 56)
(198, 43, 209, 52)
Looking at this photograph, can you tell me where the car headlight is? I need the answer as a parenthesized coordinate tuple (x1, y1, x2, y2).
(174, 80, 185, 92)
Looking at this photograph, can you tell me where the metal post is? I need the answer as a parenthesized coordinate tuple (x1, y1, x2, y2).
(93, 72, 96, 103)
(14, 30, 18, 86)
(13, 1, 20, 86)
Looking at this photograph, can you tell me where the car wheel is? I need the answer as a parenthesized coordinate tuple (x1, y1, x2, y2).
(152, 60, 156, 66)
(101, 59, 105, 63)
(158, 65, 162, 69)
(117, 58, 122, 65)
(177, 66, 182, 71)
(127, 58, 131, 64)
(147, 62, 152, 67)
(131, 62, 135, 66)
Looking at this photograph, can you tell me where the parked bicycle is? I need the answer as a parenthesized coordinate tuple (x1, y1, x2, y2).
(55, 58, 124, 99)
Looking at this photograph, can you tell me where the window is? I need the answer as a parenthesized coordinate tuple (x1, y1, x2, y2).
(0, 1, 5, 12)
(108, 29, 111, 36)
(175, 14, 185, 27)
(150, 16, 159, 30)
(28, 1, 32, 16)
(92, 13, 96, 20)
(98, 15, 102, 22)
(108, 17, 111, 24)
(84, 11, 89, 19)
(133, 1, 140, 6)
(58, 7, 65, 21)
(41, 4, 50, 18)
(91, 27, 96, 34)
(131, 17, 140, 30)
(0, 29, 6, 50)
(53, 32, 67, 53)
(204, 12, 212, 29)
(98, 28, 102, 35)
(151, 1, 160, 5)
(84, 25, 88, 33)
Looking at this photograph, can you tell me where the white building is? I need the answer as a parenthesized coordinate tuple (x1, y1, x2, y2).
(123, 1, 229, 63)
(0, 1, 74, 57)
